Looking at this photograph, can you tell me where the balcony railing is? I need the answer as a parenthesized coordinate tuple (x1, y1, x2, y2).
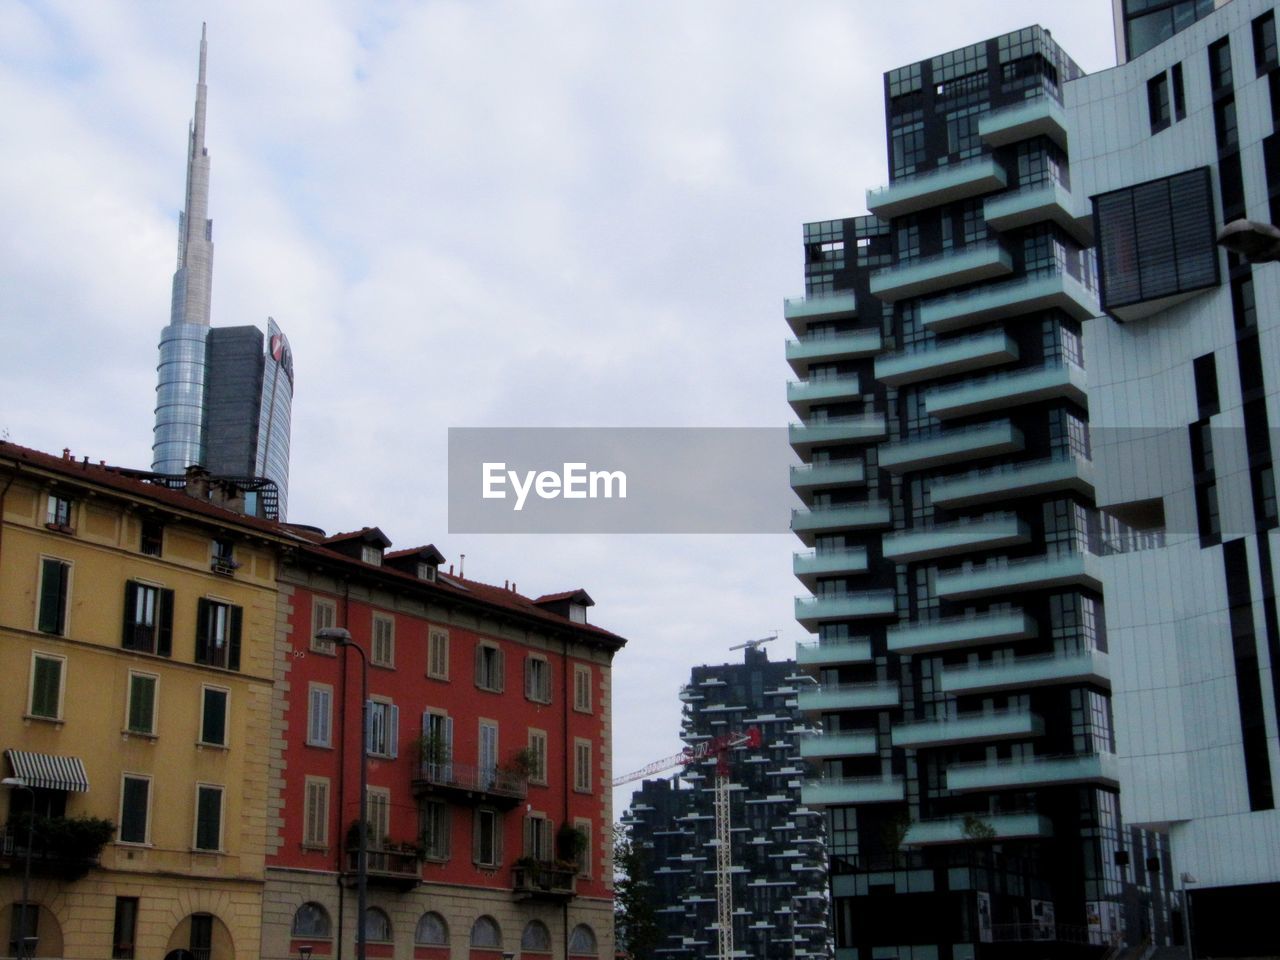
(940, 647, 1109, 695)
(513, 861, 578, 900)
(346, 846, 422, 889)
(870, 241, 1014, 303)
(928, 451, 1093, 507)
(882, 513, 1029, 563)
(875, 329, 1019, 387)
(783, 291, 859, 333)
(794, 636, 873, 666)
(935, 548, 1102, 599)
(924, 360, 1086, 420)
(887, 609, 1037, 654)
(879, 420, 1024, 473)
(866, 155, 1007, 219)
(411, 761, 527, 808)
(919, 267, 1098, 331)
(800, 774, 905, 807)
(890, 707, 1044, 748)
(945, 752, 1119, 792)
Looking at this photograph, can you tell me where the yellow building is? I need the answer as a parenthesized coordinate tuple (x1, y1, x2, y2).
(0, 443, 293, 960)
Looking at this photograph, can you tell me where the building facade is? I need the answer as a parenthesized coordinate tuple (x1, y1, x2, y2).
(0, 442, 291, 960)
(621, 646, 829, 960)
(1070, 0, 1280, 955)
(786, 26, 1173, 960)
(261, 528, 625, 960)
(151, 27, 294, 519)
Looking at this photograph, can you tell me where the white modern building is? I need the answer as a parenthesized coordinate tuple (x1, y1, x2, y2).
(1070, 0, 1280, 955)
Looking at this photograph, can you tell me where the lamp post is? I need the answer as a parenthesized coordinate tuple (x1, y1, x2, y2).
(1, 777, 34, 960)
(298, 945, 314, 960)
(1217, 218, 1280, 262)
(317, 627, 368, 960)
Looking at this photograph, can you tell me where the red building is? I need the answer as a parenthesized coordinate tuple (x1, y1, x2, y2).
(262, 526, 626, 960)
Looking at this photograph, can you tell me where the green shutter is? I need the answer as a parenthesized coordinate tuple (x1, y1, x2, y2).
(195, 599, 210, 664)
(157, 589, 174, 658)
(227, 605, 242, 671)
(128, 675, 155, 734)
(195, 787, 222, 850)
(120, 777, 149, 843)
(122, 581, 139, 649)
(30, 656, 62, 718)
(38, 559, 67, 635)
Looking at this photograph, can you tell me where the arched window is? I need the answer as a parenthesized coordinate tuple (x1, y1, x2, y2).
(520, 920, 551, 952)
(292, 902, 332, 939)
(363, 907, 392, 943)
(415, 912, 448, 946)
(470, 916, 501, 949)
(568, 924, 598, 956)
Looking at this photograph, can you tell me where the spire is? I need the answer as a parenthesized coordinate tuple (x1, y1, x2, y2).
(170, 22, 214, 327)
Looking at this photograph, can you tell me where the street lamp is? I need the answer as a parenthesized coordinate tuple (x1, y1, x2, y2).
(298, 945, 314, 960)
(316, 627, 368, 960)
(1, 778, 34, 960)
(1217, 218, 1280, 262)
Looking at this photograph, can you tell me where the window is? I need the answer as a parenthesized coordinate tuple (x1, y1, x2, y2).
(521, 920, 552, 953)
(417, 562, 437, 582)
(573, 664, 592, 712)
(475, 643, 504, 692)
(1172, 62, 1186, 120)
(307, 684, 332, 747)
(37, 558, 69, 635)
(199, 686, 228, 747)
(28, 653, 64, 720)
(525, 655, 551, 703)
(291, 903, 331, 939)
(190, 915, 213, 960)
(420, 799, 451, 860)
(1216, 98, 1239, 151)
(119, 775, 150, 844)
(367, 788, 391, 849)
(470, 915, 501, 949)
(573, 818, 593, 878)
(478, 721, 499, 788)
(421, 711, 454, 779)
(1209, 37, 1233, 93)
(210, 537, 237, 574)
(427, 629, 449, 679)
(1093, 167, 1220, 321)
(1148, 72, 1171, 133)
(473, 808, 502, 867)
(568, 925, 598, 957)
(194, 784, 223, 851)
(1194, 353, 1220, 417)
(371, 614, 394, 667)
(303, 778, 330, 848)
(363, 908, 392, 943)
(361, 543, 383, 566)
(366, 700, 399, 758)
(527, 730, 548, 785)
(9, 903, 38, 959)
(112, 897, 139, 959)
(574, 738, 592, 793)
(126, 672, 157, 736)
(195, 598, 242, 670)
(311, 598, 337, 653)
(45, 494, 73, 530)
(139, 519, 164, 557)
(1256, 11, 1278, 74)
(122, 581, 174, 656)
(523, 814, 552, 861)
(415, 913, 447, 946)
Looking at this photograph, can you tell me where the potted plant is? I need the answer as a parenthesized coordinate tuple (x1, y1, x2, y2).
(556, 823, 588, 864)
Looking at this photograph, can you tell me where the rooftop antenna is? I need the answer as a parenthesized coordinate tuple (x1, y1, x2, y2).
(458, 553, 465, 578)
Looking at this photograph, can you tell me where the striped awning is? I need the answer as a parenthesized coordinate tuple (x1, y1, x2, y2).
(5, 749, 89, 792)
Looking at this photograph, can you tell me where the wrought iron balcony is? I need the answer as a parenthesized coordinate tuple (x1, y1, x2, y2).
(410, 761, 527, 808)
(512, 860, 578, 901)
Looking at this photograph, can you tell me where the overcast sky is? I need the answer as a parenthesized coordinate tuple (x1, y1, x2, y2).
(0, 0, 1119, 818)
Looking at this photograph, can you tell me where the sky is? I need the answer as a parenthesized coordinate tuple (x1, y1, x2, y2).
(0, 0, 1120, 819)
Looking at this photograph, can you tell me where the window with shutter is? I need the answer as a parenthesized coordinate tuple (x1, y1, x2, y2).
(428, 629, 449, 679)
(200, 687, 229, 746)
(195, 599, 242, 670)
(476, 643, 504, 691)
(119, 776, 150, 844)
(473, 808, 501, 867)
(308, 685, 333, 747)
(194, 784, 223, 851)
(366, 700, 399, 757)
(122, 582, 174, 655)
(29, 653, 65, 720)
(303, 777, 330, 847)
(525, 656, 551, 703)
(574, 665, 592, 712)
(37, 558, 70, 635)
(126, 673, 157, 735)
(371, 614, 394, 667)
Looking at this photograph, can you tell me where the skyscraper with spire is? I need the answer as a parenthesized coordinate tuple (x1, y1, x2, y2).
(151, 24, 295, 519)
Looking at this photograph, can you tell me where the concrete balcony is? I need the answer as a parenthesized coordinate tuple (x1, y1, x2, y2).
(875, 330, 1019, 387)
(866, 156, 1007, 219)
(903, 812, 1053, 847)
(882, 514, 1030, 563)
(870, 242, 1014, 304)
(789, 413, 888, 454)
(784, 291, 859, 335)
(801, 774, 905, 807)
(929, 453, 1094, 508)
(793, 547, 870, 586)
(924, 361, 1087, 420)
(795, 637, 873, 668)
(797, 680, 901, 712)
(887, 610, 1038, 655)
(919, 269, 1099, 332)
(795, 590, 897, 628)
(791, 501, 893, 545)
(935, 550, 1103, 600)
(790, 460, 866, 498)
(786, 329, 883, 374)
(879, 421, 1024, 474)
(978, 96, 1068, 149)
(946, 752, 1119, 793)
(984, 180, 1092, 244)
(891, 708, 1045, 749)
(787, 375, 862, 414)
(940, 648, 1110, 695)
(797, 731, 878, 759)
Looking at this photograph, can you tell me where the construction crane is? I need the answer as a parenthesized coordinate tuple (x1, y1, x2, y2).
(614, 727, 762, 960)
(727, 633, 776, 653)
